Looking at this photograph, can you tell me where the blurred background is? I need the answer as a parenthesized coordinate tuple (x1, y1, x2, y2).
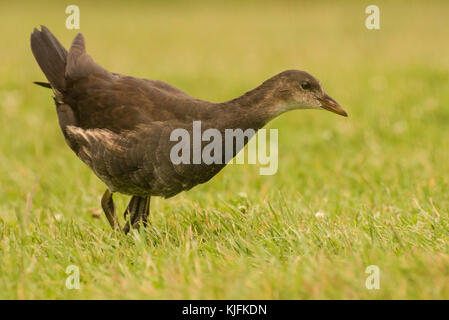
(0, 0, 448, 299)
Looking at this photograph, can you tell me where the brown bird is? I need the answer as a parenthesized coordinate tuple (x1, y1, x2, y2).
(30, 26, 347, 234)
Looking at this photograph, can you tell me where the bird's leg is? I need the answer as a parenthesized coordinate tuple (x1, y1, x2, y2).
(101, 189, 121, 231)
(122, 196, 138, 234)
(123, 196, 139, 220)
(141, 196, 151, 227)
(122, 196, 150, 234)
(136, 196, 151, 228)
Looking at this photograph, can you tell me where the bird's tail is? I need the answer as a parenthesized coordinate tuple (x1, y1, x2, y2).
(30, 26, 67, 92)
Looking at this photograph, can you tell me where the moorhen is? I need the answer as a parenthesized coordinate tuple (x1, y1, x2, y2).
(31, 26, 347, 234)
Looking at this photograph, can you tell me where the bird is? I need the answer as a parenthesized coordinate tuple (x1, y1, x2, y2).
(30, 26, 347, 234)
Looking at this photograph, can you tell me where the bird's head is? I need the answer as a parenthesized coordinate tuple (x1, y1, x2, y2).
(271, 70, 348, 117)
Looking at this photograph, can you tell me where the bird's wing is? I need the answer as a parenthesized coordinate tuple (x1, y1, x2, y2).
(62, 33, 199, 134)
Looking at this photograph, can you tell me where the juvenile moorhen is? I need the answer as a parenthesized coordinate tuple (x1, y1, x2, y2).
(31, 26, 347, 233)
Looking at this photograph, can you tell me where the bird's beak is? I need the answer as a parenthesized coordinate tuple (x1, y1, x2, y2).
(319, 93, 348, 117)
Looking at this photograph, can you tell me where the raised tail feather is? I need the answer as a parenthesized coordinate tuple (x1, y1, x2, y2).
(30, 26, 67, 91)
(32, 26, 110, 89)
(31, 26, 82, 152)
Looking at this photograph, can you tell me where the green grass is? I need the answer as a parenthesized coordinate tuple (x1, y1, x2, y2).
(1, 0, 449, 299)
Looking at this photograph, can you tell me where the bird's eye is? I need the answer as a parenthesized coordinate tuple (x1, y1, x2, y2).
(301, 81, 311, 90)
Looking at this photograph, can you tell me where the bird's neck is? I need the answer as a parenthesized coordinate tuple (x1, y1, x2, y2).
(217, 78, 283, 131)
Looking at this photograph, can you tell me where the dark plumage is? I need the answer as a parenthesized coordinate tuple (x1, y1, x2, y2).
(31, 26, 347, 233)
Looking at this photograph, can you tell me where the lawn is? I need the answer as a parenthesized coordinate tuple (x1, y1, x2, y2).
(1, 0, 449, 299)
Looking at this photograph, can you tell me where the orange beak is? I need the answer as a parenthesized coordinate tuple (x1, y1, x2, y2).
(319, 93, 348, 117)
